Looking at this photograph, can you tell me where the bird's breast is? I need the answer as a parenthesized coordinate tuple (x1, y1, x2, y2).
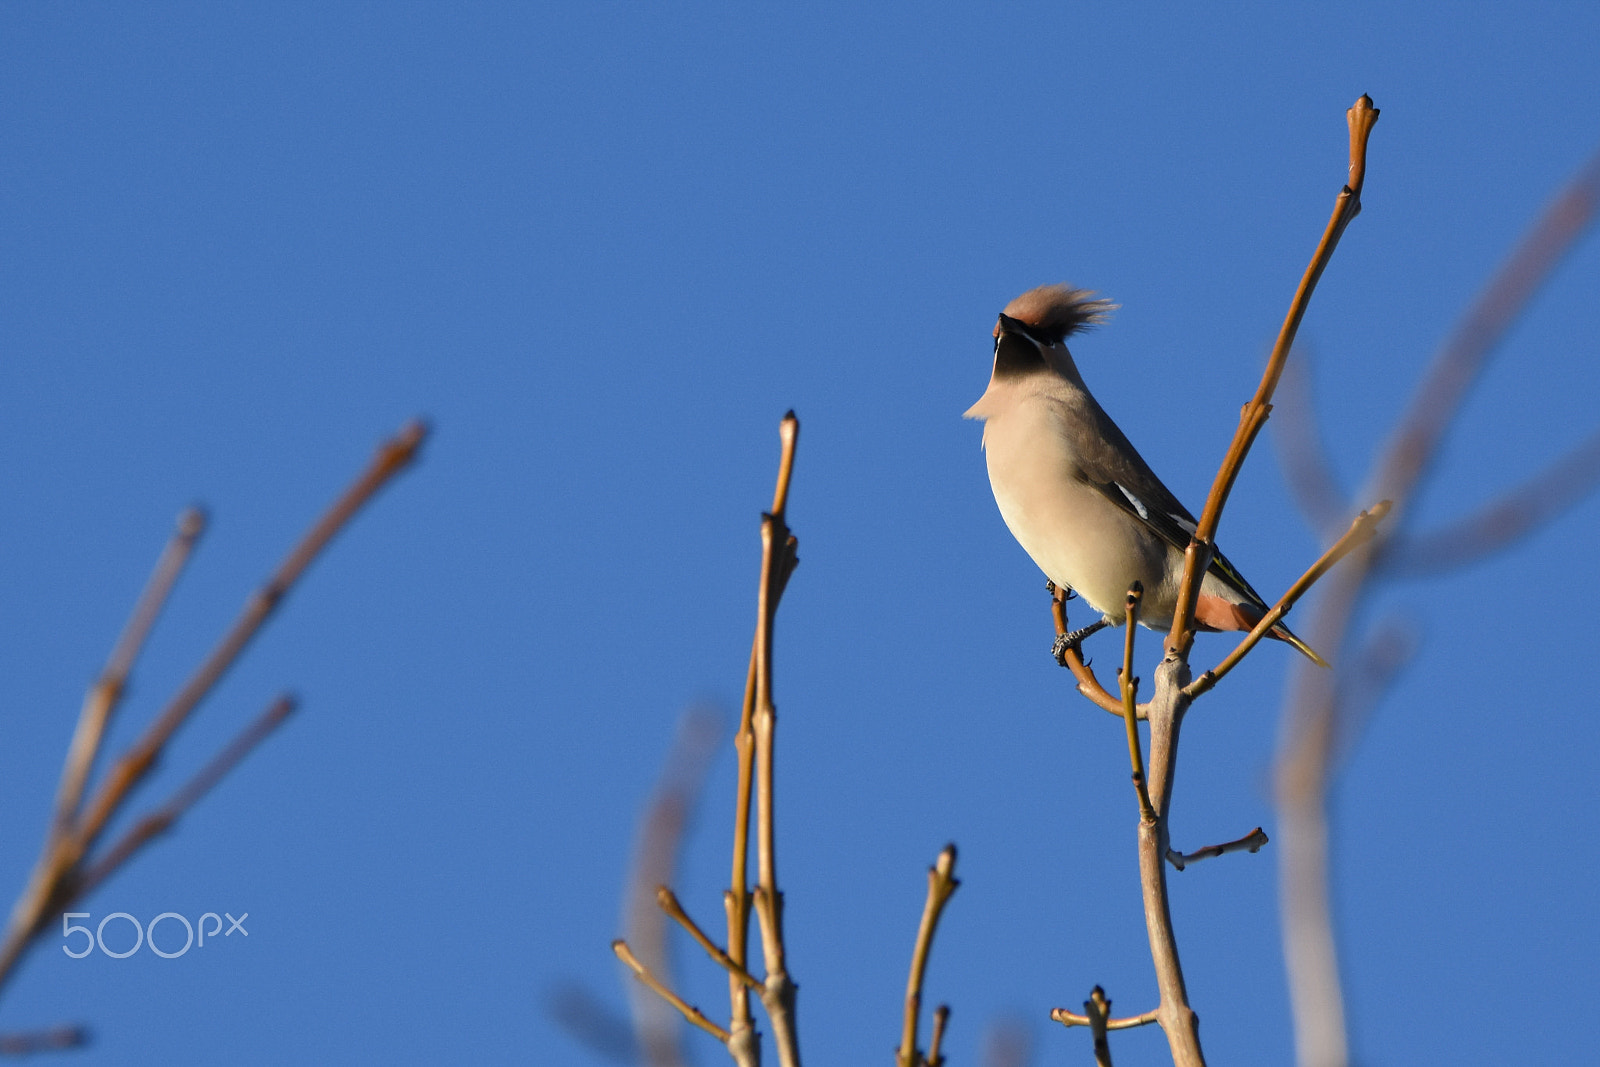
(980, 398, 1169, 621)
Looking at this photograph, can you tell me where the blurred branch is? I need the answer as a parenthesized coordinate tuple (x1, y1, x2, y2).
(75, 695, 296, 901)
(897, 846, 959, 1067)
(1276, 139, 1600, 1067)
(0, 1025, 89, 1057)
(1366, 147, 1600, 514)
(1273, 350, 1351, 541)
(1379, 424, 1600, 576)
(51, 507, 206, 845)
(622, 707, 725, 1067)
(980, 1017, 1033, 1067)
(0, 420, 428, 1003)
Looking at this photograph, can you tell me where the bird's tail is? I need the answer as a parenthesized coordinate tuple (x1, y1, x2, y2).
(1270, 622, 1329, 668)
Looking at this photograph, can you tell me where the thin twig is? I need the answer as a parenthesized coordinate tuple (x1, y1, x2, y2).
(613, 940, 731, 1043)
(1051, 1006, 1159, 1031)
(927, 1005, 950, 1067)
(1169, 96, 1380, 657)
(1167, 827, 1269, 872)
(75, 695, 296, 900)
(656, 887, 760, 990)
(897, 846, 959, 1067)
(1186, 501, 1391, 699)
(1118, 586, 1154, 822)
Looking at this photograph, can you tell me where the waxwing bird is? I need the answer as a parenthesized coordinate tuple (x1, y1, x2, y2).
(964, 283, 1327, 666)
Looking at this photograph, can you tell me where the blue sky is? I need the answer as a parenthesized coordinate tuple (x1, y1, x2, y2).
(1, 4, 1597, 1065)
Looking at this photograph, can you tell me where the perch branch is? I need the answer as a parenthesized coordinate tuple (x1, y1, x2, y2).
(1049, 583, 1134, 718)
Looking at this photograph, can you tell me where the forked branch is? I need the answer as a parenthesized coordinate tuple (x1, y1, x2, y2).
(897, 846, 959, 1067)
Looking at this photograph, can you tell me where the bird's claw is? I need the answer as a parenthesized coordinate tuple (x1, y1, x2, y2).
(1052, 618, 1109, 665)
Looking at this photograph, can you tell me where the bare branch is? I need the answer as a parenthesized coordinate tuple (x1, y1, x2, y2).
(1167, 827, 1268, 871)
(75, 420, 429, 854)
(1117, 586, 1155, 822)
(0, 420, 426, 1001)
(1171, 96, 1380, 656)
(656, 887, 760, 991)
(727, 413, 800, 1050)
(1187, 501, 1391, 699)
(927, 1005, 950, 1067)
(1051, 1005, 1159, 1031)
(897, 846, 959, 1067)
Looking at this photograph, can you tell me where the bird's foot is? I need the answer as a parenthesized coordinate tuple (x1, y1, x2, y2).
(1052, 618, 1109, 665)
(1046, 579, 1077, 601)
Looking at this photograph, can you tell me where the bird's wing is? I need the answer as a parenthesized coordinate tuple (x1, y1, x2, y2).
(1066, 392, 1272, 611)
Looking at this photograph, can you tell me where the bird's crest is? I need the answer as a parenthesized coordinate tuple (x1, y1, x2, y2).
(998, 284, 1116, 345)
